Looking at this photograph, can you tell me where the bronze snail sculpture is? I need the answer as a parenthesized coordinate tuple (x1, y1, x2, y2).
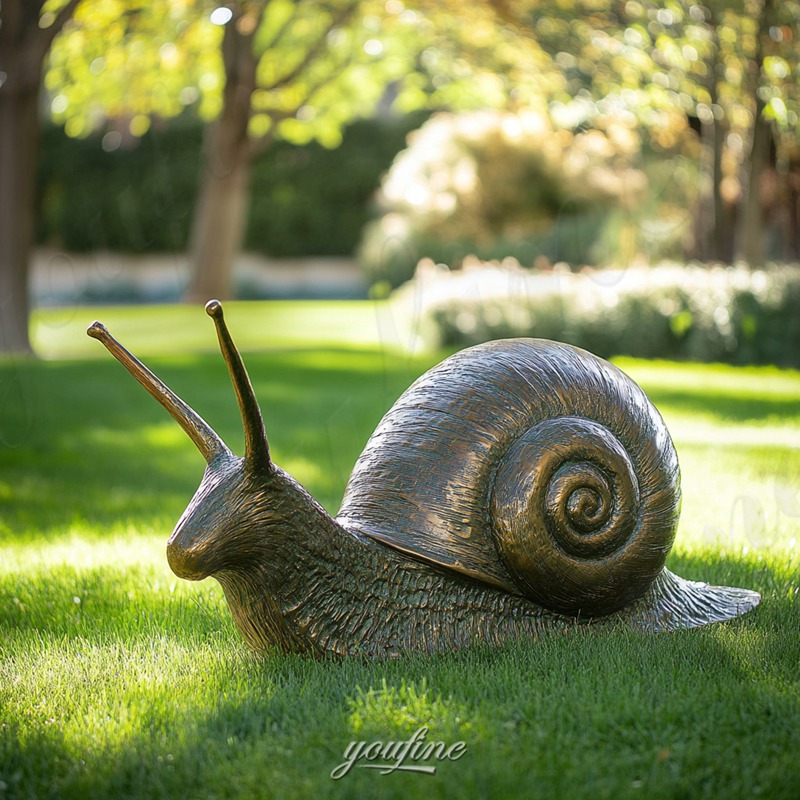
(88, 301, 759, 657)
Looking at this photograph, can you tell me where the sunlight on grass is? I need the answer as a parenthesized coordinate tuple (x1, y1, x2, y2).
(667, 445, 800, 553)
(0, 637, 261, 783)
(347, 679, 471, 737)
(31, 300, 420, 360)
(664, 421, 800, 448)
(615, 358, 800, 397)
(617, 357, 800, 447)
(279, 455, 328, 491)
(0, 533, 166, 575)
(85, 422, 192, 449)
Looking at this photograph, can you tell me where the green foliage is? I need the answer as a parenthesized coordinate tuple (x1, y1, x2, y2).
(45, 0, 417, 146)
(44, 0, 565, 143)
(243, 0, 416, 148)
(501, 0, 800, 247)
(45, 0, 216, 138)
(1, 306, 799, 798)
(408, 260, 800, 367)
(36, 115, 422, 256)
(508, 0, 800, 139)
(358, 109, 648, 287)
(36, 121, 201, 252)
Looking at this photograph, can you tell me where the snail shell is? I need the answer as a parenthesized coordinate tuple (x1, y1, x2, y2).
(337, 339, 680, 618)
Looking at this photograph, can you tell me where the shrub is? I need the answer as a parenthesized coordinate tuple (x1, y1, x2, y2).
(397, 258, 800, 368)
(358, 110, 648, 287)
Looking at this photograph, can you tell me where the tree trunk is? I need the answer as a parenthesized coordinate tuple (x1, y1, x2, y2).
(789, 155, 800, 260)
(0, 77, 40, 354)
(694, 29, 732, 264)
(738, 105, 770, 267)
(692, 114, 730, 263)
(710, 114, 731, 262)
(736, 0, 773, 267)
(0, 0, 80, 354)
(184, 7, 260, 302)
(184, 121, 253, 302)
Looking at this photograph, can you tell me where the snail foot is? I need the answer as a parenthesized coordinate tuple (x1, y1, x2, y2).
(622, 568, 761, 633)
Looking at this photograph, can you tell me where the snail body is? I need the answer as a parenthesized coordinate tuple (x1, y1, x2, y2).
(88, 302, 759, 657)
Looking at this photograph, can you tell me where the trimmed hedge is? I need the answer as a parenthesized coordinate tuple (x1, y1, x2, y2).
(36, 114, 425, 257)
(399, 259, 800, 368)
(37, 123, 200, 253)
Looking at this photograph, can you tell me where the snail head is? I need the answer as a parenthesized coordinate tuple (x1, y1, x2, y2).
(88, 301, 288, 581)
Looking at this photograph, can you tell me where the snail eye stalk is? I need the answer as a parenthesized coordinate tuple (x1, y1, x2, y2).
(87, 321, 230, 463)
(205, 300, 271, 471)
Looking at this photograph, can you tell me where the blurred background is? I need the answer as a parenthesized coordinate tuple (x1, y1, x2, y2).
(1, 0, 799, 364)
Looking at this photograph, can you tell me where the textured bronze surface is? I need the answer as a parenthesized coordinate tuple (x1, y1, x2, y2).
(88, 302, 760, 657)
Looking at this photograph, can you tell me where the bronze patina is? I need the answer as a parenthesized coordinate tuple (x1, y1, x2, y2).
(87, 301, 759, 657)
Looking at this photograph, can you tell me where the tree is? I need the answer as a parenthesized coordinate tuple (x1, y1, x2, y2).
(48, 0, 423, 300)
(0, 0, 81, 354)
(489, 0, 800, 265)
(638, 0, 800, 265)
(47, 0, 558, 300)
(183, 0, 408, 300)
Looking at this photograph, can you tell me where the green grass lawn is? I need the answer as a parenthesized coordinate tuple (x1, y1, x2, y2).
(2, 301, 799, 799)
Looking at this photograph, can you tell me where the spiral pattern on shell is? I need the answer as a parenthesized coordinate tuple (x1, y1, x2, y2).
(492, 417, 654, 615)
(337, 339, 681, 619)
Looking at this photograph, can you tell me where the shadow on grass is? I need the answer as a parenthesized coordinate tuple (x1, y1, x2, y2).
(2, 550, 798, 799)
